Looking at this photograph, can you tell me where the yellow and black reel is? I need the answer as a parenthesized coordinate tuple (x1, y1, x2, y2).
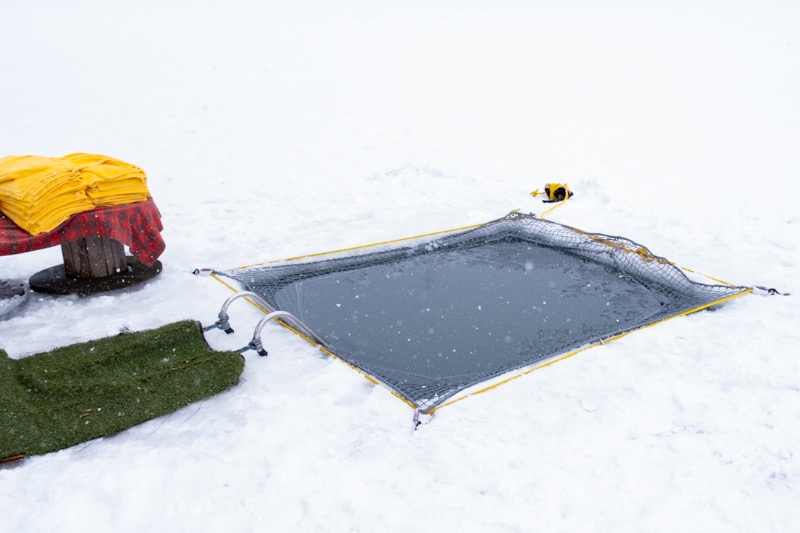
(531, 183, 574, 203)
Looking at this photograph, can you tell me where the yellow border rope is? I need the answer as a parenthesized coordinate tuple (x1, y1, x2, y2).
(234, 221, 486, 270)
(676, 265, 737, 287)
(427, 288, 751, 413)
(530, 191, 736, 286)
(210, 215, 751, 414)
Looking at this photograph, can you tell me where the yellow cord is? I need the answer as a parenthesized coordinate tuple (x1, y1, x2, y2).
(428, 288, 751, 413)
(540, 197, 569, 219)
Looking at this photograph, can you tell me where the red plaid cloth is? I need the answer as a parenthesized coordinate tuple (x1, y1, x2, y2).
(0, 198, 165, 266)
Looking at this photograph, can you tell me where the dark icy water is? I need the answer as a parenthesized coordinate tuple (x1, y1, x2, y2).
(274, 240, 663, 379)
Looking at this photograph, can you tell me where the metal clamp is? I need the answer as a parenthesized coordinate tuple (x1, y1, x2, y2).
(202, 291, 275, 335)
(202, 311, 233, 334)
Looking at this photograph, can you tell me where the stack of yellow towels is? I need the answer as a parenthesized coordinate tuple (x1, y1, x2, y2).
(0, 153, 149, 235)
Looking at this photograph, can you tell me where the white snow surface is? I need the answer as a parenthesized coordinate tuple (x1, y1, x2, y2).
(1, 1, 799, 531)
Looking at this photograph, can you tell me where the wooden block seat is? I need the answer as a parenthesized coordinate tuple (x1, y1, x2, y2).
(0, 198, 164, 295)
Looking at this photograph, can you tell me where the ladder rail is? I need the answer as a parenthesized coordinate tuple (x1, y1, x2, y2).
(204, 291, 329, 356)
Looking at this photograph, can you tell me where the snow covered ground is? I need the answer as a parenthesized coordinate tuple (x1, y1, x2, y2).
(1, 1, 799, 530)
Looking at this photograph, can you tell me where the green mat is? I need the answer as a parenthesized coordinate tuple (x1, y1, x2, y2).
(1, 320, 244, 459)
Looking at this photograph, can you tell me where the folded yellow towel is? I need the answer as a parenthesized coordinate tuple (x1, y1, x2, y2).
(1, 192, 94, 235)
(0, 153, 150, 235)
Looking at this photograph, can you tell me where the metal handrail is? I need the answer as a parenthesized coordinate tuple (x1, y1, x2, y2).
(203, 291, 328, 357)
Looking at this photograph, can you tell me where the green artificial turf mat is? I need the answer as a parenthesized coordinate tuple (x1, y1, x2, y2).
(1, 320, 244, 459)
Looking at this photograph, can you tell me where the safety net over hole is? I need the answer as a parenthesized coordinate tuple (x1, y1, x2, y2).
(222, 213, 749, 413)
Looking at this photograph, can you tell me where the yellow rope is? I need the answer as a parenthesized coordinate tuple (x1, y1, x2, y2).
(233, 221, 486, 270)
(675, 265, 737, 287)
(539, 197, 569, 219)
(571, 229, 737, 285)
(428, 288, 752, 413)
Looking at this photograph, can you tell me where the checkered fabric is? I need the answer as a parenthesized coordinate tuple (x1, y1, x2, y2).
(0, 198, 164, 266)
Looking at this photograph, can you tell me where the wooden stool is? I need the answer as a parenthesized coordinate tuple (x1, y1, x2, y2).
(1, 199, 165, 297)
(29, 237, 162, 296)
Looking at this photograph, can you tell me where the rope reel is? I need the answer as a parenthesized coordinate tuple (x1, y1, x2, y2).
(531, 183, 575, 218)
(531, 183, 574, 203)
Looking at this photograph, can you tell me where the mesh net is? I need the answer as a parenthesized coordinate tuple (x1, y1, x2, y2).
(223, 213, 749, 412)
